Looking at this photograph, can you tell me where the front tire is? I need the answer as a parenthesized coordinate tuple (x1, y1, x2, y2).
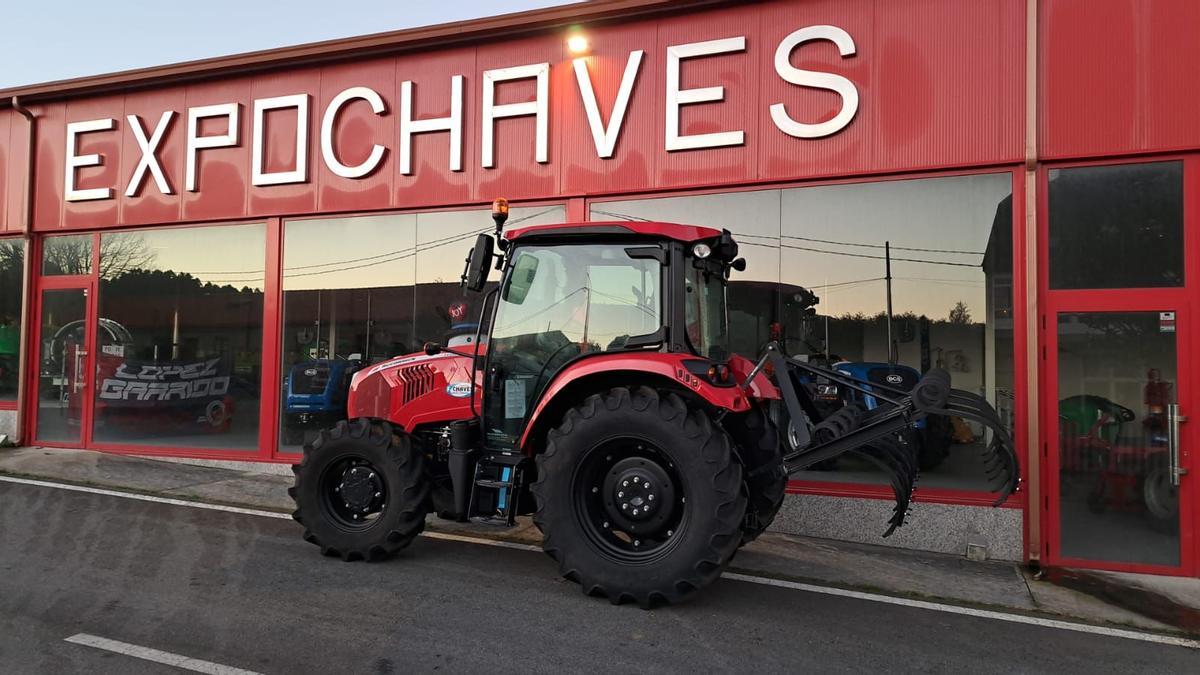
(289, 419, 430, 561)
(532, 387, 746, 607)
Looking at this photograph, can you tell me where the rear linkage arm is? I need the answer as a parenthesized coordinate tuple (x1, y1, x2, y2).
(746, 343, 1021, 537)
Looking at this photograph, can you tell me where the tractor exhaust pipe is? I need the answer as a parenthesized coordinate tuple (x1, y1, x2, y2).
(448, 419, 478, 522)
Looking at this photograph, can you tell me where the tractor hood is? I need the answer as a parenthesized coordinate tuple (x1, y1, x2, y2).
(347, 348, 481, 430)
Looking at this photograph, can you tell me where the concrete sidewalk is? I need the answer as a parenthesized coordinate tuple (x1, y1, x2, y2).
(2, 446, 1196, 637)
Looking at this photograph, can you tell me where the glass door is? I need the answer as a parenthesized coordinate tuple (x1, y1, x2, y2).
(32, 285, 94, 445)
(1047, 310, 1193, 572)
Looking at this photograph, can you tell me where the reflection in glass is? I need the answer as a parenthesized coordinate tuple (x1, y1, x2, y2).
(1049, 161, 1183, 290)
(593, 174, 1015, 492)
(1057, 312, 1180, 567)
(278, 205, 565, 451)
(0, 239, 23, 401)
(42, 235, 94, 276)
(35, 289, 88, 443)
(93, 225, 266, 450)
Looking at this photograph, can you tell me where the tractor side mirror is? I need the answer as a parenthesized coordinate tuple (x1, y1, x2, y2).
(462, 234, 495, 293)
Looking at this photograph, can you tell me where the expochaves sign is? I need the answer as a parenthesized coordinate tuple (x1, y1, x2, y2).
(61, 25, 859, 203)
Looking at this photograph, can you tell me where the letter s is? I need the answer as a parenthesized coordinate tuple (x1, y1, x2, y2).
(770, 25, 859, 139)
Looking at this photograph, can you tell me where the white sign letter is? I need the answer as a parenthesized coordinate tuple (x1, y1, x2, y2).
(321, 86, 387, 179)
(482, 63, 549, 168)
(400, 75, 464, 175)
(770, 25, 859, 139)
(186, 103, 240, 192)
(64, 118, 116, 202)
(125, 111, 175, 197)
(665, 37, 745, 151)
(253, 94, 309, 186)
(573, 50, 643, 159)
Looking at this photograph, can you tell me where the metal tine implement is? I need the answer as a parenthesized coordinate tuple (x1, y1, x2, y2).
(750, 343, 1021, 536)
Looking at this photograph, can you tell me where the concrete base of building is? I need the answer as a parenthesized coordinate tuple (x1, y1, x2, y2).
(770, 493, 1024, 562)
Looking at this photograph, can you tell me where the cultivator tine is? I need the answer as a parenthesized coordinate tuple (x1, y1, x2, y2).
(758, 343, 1021, 536)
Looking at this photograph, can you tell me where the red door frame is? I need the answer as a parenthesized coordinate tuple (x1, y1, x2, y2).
(1037, 154, 1198, 576)
(26, 233, 101, 449)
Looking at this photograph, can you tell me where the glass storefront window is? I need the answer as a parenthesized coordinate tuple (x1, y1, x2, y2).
(279, 205, 564, 451)
(592, 174, 1015, 492)
(1049, 161, 1183, 290)
(1056, 312, 1180, 567)
(93, 224, 266, 450)
(42, 234, 94, 276)
(0, 239, 23, 402)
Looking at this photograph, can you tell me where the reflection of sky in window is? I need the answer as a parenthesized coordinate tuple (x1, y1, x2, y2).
(103, 224, 268, 291)
(594, 174, 1011, 320)
(283, 206, 565, 291)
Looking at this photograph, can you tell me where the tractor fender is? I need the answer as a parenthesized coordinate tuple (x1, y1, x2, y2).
(518, 352, 753, 452)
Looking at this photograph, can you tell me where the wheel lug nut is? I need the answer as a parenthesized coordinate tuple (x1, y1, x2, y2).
(622, 503, 629, 510)
(592, 487, 598, 493)
(634, 540, 641, 547)
(602, 521, 609, 528)
(622, 480, 629, 487)
(618, 491, 624, 498)
(648, 494, 655, 501)
(632, 508, 639, 515)
(644, 482, 650, 489)
(667, 529, 674, 536)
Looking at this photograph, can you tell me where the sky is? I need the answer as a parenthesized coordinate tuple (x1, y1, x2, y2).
(0, 0, 571, 88)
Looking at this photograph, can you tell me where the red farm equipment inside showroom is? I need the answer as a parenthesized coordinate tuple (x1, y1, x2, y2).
(289, 200, 1020, 607)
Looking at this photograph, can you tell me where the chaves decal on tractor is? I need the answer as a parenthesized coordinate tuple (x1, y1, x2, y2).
(289, 198, 1020, 608)
(445, 382, 473, 398)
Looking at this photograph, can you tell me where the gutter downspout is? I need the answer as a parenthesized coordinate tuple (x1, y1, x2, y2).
(1022, 0, 1042, 566)
(11, 96, 36, 446)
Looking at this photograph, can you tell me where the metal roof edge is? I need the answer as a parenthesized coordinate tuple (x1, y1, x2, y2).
(0, 0, 733, 107)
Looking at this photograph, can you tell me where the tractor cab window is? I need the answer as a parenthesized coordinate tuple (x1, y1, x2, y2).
(485, 244, 662, 446)
(686, 268, 731, 362)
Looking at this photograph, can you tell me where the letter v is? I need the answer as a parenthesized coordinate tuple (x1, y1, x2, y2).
(573, 50, 643, 159)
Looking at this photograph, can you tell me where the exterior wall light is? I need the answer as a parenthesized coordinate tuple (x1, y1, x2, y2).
(567, 34, 590, 55)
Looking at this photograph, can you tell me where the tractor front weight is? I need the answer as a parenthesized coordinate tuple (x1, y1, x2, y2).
(753, 343, 1022, 537)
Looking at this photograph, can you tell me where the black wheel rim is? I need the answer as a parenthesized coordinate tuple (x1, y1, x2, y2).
(572, 438, 687, 564)
(320, 456, 388, 531)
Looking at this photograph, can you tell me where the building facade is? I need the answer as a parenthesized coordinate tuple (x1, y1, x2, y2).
(0, 0, 1195, 577)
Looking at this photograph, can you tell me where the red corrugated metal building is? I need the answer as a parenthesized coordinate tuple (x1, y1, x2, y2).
(0, 0, 1195, 577)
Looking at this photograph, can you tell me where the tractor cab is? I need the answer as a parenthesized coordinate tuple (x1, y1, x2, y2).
(461, 200, 746, 451)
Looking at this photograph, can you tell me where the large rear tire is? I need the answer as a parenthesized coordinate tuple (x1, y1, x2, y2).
(289, 419, 430, 561)
(532, 386, 746, 608)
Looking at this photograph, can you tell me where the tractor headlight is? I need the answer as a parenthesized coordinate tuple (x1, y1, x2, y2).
(692, 243, 712, 258)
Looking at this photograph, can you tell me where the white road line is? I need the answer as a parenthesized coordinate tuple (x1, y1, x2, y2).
(722, 573, 1200, 650)
(9, 474, 1199, 650)
(64, 633, 261, 675)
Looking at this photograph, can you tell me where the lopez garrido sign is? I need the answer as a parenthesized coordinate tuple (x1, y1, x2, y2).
(63, 25, 859, 203)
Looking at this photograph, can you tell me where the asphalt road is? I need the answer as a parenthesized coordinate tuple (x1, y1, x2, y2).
(1, 482, 1196, 674)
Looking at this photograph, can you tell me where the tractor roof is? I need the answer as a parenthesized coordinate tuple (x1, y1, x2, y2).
(505, 221, 721, 244)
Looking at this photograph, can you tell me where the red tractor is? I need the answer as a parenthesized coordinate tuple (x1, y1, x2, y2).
(290, 200, 1019, 607)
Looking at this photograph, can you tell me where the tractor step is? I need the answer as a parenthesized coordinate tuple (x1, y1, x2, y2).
(468, 452, 527, 526)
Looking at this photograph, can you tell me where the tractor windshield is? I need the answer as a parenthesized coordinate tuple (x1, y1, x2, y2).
(485, 244, 663, 447)
(685, 268, 730, 361)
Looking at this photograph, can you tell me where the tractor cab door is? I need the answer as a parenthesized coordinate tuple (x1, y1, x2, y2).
(483, 242, 664, 449)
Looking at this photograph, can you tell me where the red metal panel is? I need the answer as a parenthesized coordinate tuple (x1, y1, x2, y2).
(3, 110, 26, 233)
(31, 103, 65, 231)
(653, 3, 760, 189)
(181, 78, 252, 223)
(120, 89, 186, 226)
(394, 48, 478, 208)
(1141, 1, 1200, 152)
(559, 18, 660, 196)
(473, 35, 562, 202)
(870, 0, 1023, 171)
(247, 70, 319, 217)
(315, 57, 397, 214)
(757, 0, 873, 182)
(61, 96, 124, 231)
(0, 110, 10, 232)
(1040, 0, 1140, 158)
